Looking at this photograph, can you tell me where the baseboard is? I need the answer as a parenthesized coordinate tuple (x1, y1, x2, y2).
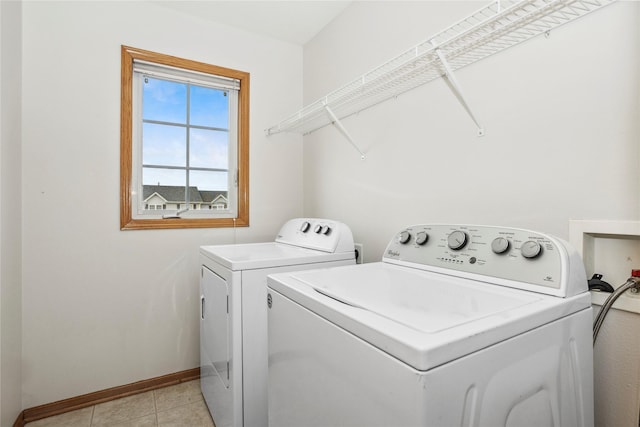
(13, 367, 200, 426)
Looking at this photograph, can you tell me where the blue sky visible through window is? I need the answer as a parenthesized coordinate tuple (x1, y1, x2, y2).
(142, 77, 230, 192)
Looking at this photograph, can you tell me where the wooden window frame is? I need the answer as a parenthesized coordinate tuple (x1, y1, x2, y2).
(120, 45, 249, 230)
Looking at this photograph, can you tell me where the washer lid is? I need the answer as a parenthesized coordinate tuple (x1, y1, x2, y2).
(267, 263, 591, 371)
(200, 242, 354, 271)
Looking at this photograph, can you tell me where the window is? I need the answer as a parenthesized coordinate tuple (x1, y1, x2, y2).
(120, 46, 249, 230)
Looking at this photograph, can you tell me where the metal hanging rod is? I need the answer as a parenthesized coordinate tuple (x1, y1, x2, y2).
(265, 0, 615, 143)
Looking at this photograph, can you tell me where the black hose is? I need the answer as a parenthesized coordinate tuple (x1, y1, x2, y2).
(588, 274, 614, 293)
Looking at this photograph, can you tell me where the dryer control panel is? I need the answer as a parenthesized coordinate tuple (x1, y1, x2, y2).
(276, 218, 355, 254)
(383, 224, 587, 297)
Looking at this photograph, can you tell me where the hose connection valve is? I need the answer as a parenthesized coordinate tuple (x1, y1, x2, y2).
(629, 270, 640, 294)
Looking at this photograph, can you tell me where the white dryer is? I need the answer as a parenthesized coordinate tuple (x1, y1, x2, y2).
(199, 218, 355, 427)
(267, 224, 594, 427)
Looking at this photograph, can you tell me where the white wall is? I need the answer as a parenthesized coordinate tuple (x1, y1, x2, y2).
(303, 1, 640, 261)
(21, 1, 303, 408)
(14, 0, 640, 415)
(0, 0, 23, 424)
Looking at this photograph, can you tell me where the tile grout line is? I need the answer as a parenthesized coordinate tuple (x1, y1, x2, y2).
(152, 388, 159, 426)
(89, 405, 95, 427)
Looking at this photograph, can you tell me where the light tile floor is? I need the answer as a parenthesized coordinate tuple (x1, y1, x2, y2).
(25, 380, 215, 427)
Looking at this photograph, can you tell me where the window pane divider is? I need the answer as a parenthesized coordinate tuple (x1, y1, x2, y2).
(142, 164, 229, 173)
(142, 119, 230, 133)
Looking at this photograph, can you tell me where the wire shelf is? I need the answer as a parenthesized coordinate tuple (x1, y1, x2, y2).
(265, 0, 615, 137)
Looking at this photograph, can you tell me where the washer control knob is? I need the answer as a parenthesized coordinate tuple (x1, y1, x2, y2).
(415, 231, 429, 246)
(314, 224, 323, 234)
(321, 225, 331, 235)
(491, 237, 510, 254)
(398, 230, 411, 244)
(447, 230, 468, 250)
(521, 240, 542, 259)
(300, 221, 311, 233)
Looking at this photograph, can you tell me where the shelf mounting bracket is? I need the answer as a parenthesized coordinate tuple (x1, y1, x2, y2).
(323, 104, 366, 160)
(433, 43, 485, 137)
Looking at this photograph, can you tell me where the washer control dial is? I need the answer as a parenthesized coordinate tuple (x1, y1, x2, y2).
(398, 230, 411, 244)
(313, 224, 323, 234)
(321, 225, 331, 235)
(521, 240, 542, 259)
(447, 230, 468, 250)
(491, 237, 510, 254)
(415, 231, 429, 246)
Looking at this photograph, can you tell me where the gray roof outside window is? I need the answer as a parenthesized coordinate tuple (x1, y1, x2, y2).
(143, 185, 227, 204)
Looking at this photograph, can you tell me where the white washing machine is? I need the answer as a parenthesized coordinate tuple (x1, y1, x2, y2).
(267, 224, 594, 427)
(199, 218, 355, 427)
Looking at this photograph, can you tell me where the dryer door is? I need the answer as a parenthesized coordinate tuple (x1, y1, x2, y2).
(202, 266, 230, 387)
(201, 265, 232, 425)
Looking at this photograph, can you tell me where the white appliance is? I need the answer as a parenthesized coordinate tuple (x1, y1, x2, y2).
(199, 218, 355, 427)
(267, 224, 594, 427)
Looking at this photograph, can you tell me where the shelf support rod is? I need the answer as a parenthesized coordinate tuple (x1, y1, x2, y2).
(323, 104, 366, 160)
(433, 44, 485, 137)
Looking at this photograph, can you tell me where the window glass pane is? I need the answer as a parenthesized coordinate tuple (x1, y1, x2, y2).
(142, 167, 186, 188)
(198, 189, 229, 210)
(190, 170, 228, 192)
(143, 77, 187, 124)
(190, 128, 228, 169)
(142, 123, 186, 167)
(190, 85, 229, 129)
(142, 169, 188, 210)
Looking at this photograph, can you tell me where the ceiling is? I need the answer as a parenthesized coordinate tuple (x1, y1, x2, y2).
(154, 1, 353, 45)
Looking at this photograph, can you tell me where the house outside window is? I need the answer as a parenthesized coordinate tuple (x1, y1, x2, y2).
(120, 46, 249, 230)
